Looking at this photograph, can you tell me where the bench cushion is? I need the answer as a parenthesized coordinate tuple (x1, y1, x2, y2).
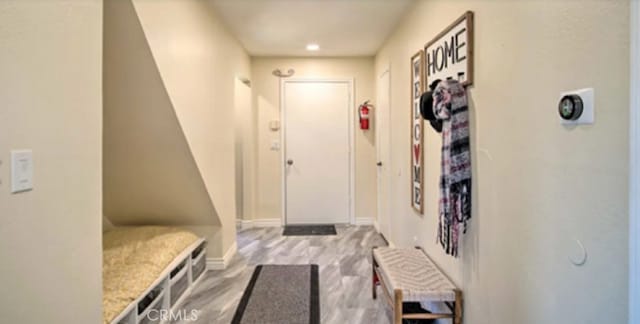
(373, 247, 457, 302)
(103, 226, 200, 324)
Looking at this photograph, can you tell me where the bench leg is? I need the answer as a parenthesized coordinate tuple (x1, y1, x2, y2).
(394, 289, 403, 324)
(372, 252, 377, 299)
(454, 289, 463, 324)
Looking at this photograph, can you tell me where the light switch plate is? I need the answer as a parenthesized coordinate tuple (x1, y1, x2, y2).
(11, 150, 33, 193)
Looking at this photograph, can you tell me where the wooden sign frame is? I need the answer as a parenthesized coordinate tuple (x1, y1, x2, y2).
(424, 11, 474, 87)
(410, 50, 424, 214)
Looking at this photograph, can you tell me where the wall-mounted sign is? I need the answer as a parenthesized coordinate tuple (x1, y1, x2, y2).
(411, 50, 424, 214)
(424, 11, 474, 86)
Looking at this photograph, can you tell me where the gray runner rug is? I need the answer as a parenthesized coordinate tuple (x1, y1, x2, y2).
(231, 264, 320, 324)
(283, 225, 337, 236)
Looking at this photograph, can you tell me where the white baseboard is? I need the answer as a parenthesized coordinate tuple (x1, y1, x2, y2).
(253, 218, 282, 227)
(237, 218, 282, 229)
(236, 219, 251, 229)
(241, 218, 375, 228)
(371, 222, 395, 247)
(206, 241, 237, 270)
(355, 217, 375, 226)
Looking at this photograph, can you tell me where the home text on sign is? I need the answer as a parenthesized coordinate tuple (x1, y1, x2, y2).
(424, 11, 474, 86)
(426, 29, 466, 76)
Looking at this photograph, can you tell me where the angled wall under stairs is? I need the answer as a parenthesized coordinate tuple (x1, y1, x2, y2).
(103, 0, 251, 258)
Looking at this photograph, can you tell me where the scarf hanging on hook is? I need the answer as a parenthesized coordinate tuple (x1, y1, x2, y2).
(432, 79, 472, 257)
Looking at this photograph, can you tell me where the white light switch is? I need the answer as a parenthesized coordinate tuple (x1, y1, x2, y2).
(11, 150, 33, 193)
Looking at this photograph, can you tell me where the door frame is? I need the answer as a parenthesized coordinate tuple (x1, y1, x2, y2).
(630, 1, 639, 323)
(376, 66, 392, 239)
(280, 78, 356, 225)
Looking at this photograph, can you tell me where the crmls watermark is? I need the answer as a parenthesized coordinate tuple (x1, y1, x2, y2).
(146, 309, 199, 322)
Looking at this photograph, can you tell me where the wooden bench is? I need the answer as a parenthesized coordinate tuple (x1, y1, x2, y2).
(372, 247, 462, 324)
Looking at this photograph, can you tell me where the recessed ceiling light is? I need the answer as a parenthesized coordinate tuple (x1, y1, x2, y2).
(306, 43, 320, 51)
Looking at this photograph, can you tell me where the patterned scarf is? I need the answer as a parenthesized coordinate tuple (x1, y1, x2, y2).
(432, 79, 472, 257)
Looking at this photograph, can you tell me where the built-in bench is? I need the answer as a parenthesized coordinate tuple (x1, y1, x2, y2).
(372, 247, 463, 324)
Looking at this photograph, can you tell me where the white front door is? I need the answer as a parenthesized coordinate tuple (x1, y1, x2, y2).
(283, 80, 352, 224)
(376, 69, 392, 239)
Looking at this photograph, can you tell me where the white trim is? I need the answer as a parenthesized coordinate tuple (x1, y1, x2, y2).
(280, 78, 287, 228)
(280, 78, 356, 226)
(388, 240, 396, 248)
(236, 219, 252, 229)
(170, 262, 208, 314)
(251, 218, 282, 228)
(206, 241, 237, 270)
(369, 217, 395, 248)
(355, 217, 375, 226)
(237, 218, 282, 230)
(630, 1, 640, 323)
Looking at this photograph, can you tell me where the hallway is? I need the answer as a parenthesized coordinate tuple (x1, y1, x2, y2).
(173, 226, 390, 324)
(0, 1, 635, 323)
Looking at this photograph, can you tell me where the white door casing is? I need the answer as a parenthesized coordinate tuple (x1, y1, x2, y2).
(376, 68, 392, 240)
(630, 1, 639, 323)
(281, 79, 355, 225)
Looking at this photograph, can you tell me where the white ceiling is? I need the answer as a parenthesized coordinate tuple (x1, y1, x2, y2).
(208, 0, 415, 57)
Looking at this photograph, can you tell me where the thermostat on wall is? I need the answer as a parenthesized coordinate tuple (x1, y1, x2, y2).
(558, 88, 594, 125)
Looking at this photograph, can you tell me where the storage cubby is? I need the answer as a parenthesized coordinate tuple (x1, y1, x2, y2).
(108, 239, 207, 324)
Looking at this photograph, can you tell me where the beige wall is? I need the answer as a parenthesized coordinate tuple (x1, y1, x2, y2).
(106, 0, 252, 256)
(251, 57, 377, 222)
(103, 0, 221, 231)
(0, 1, 103, 323)
(376, 0, 629, 323)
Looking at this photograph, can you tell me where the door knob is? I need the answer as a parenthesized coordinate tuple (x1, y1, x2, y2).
(287, 159, 294, 166)
(377, 161, 383, 166)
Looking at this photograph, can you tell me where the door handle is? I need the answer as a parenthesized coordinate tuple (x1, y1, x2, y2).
(377, 161, 383, 166)
(287, 159, 294, 166)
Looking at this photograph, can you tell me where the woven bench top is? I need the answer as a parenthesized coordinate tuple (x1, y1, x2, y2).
(373, 247, 457, 302)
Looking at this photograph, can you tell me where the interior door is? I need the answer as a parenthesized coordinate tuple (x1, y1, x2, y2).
(284, 80, 351, 224)
(376, 70, 392, 239)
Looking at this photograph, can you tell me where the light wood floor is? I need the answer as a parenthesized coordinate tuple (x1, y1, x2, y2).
(171, 225, 392, 324)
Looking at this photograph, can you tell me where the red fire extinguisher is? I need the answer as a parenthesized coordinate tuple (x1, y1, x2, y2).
(359, 101, 372, 130)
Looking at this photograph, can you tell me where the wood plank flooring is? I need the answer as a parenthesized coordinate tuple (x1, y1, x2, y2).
(171, 225, 392, 324)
